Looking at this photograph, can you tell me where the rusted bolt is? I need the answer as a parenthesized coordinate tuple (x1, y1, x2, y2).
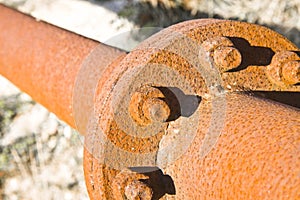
(129, 86, 170, 126)
(266, 51, 300, 85)
(1, 7, 299, 198)
(112, 169, 153, 200)
(201, 36, 242, 72)
(143, 97, 170, 123)
(213, 46, 242, 72)
(124, 180, 153, 200)
(281, 60, 300, 85)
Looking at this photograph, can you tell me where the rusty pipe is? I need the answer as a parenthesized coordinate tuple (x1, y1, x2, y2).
(0, 5, 299, 200)
(0, 4, 126, 128)
(84, 92, 300, 199)
(164, 92, 300, 199)
(81, 19, 300, 199)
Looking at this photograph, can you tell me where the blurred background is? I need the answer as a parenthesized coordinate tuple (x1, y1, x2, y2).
(0, 0, 299, 199)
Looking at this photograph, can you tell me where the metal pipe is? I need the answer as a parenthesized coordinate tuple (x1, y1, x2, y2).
(81, 19, 300, 199)
(84, 92, 300, 199)
(0, 5, 299, 200)
(164, 92, 300, 199)
(0, 4, 126, 127)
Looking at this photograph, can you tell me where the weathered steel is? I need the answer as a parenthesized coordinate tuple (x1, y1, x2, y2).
(0, 5, 299, 200)
(0, 4, 126, 127)
(83, 19, 300, 200)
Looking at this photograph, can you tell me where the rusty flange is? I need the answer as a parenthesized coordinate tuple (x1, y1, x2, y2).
(0, 5, 299, 200)
(83, 19, 300, 199)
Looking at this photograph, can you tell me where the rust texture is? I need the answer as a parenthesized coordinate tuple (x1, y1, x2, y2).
(112, 169, 153, 200)
(128, 86, 171, 125)
(201, 36, 242, 72)
(266, 51, 300, 86)
(0, 4, 126, 127)
(164, 92, 300, 199)
(0, 5, 299, 200)
(84, 19, 300, 199)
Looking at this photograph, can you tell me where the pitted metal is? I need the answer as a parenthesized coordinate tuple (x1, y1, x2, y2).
(0, 5, 299, 200)
(112, 169, 152, 200)
(266, 51, 300, 86)
(83, 19, 300, 200)
(128, 86, 171, 126)
(201, 36, 242, 72)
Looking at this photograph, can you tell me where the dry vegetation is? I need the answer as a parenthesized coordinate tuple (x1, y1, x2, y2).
(121, 0, 300, 47)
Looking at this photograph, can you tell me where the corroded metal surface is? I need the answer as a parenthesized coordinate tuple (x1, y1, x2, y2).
(84, 19, 300, 199)
(266, 51, 300, 86)
(0, 5, 299, 200)
(0, 4, 126, 127)
(164, 92, 300, 199)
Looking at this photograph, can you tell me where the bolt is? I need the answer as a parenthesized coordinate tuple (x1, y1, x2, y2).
(201, 36, 242, 72)
(266, 51, 300, 85)
(129, 86, 170, 126)
(143, 98, 170, 123)
(213, 46, 242, 72)
(125, 180, 153, 200)
(112, 169, 153, 200)
(282, 60, 300, 85)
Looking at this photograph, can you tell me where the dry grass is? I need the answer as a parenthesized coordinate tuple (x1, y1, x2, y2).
(141, 0, 300, 25)
(131, 0, 300, 47)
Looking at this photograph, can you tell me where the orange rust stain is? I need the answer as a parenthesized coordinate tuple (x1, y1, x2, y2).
(85, 19, 299, 199)
(0, 6, 299, 199)
(0, 5, 125, 127)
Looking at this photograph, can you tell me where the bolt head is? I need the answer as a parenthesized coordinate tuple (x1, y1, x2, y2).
(266, 51, 300, 86)
(125, 180, 153, 200)
(213, 46, 242, 72)
(143, 98, 170, 123)
(129, 86, 170, 126)
(282, 60, 300, 85)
